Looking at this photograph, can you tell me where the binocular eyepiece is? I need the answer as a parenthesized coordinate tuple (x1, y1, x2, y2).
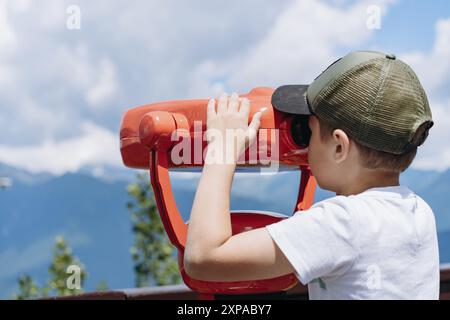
(290, 115, 311, 148)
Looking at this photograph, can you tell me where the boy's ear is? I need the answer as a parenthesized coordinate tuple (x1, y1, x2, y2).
(332, 129, 350, 163)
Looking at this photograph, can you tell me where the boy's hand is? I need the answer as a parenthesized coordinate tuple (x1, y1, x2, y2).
(186, 92, 297, 282)
(206, 92, 264, 163)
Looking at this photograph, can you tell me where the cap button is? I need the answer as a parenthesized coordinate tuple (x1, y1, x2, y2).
(386, 53, 396, 60)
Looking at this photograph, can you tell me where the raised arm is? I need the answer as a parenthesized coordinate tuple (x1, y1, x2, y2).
(183, 93, 295, 282)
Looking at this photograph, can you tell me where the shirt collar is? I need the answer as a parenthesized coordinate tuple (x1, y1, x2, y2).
(358, 185, 414, 198)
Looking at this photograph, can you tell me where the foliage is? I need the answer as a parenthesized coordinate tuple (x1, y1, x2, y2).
(47, 235, 87, 296)
(13, 275, 40, 300)
(13, 171, 183, 299)
(13, 236, 87, 299)
(127, 172, 182, 287)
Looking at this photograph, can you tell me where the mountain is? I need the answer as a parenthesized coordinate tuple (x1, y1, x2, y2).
(0, 172, 134, 298)
(0, 163, 449, 298)
(439, 231, 450, 263)
(417, 170, 450, 233)
(0, 162, 54, 186)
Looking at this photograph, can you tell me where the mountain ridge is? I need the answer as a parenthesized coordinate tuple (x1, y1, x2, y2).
(0, 163, 448, 298)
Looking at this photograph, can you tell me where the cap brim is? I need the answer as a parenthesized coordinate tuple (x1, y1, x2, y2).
(271, 85, 312, 115)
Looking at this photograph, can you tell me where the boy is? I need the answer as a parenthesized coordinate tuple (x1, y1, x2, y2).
(184, 51, 439, 299)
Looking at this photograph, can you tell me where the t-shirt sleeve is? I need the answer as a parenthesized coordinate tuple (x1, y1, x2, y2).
(266, 197, 359, 284)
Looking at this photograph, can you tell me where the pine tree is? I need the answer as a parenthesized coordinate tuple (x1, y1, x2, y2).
(13, 235, 88, 299)
(127, 172, 182, 287)
(47, 235, 87, 296)
(13, 275, 40, 300)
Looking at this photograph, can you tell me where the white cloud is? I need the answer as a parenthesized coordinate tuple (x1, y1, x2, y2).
(0, 0, 291, 173)
(401, 18, 450, 97)
(46, 44, 120, 108)
(400, 18, 450, 171)
(185, 60, 227, 99)
(85, 58, 119, 108)
(0, 122, 121, 175)
(0, 0, 16, 55)
(187, 0, 394, 96)
(0, 1, 16, 90)
(412, 99, 450, 171)
(0, 2, 121, 146)
(230, 0, 388, 86)
(9, 0, 31, 13)
(2, 0, 450, 173)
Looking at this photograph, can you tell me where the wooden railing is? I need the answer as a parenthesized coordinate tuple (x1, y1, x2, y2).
(46, 266, 450, 300)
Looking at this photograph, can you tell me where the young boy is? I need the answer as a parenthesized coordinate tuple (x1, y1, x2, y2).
(184, 51, 440, 299)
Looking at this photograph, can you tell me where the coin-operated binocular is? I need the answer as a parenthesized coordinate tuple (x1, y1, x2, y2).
(120, 87, 316, 297)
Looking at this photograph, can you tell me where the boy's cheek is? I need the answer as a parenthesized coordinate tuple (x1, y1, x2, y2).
(307, 146, 318, 172)
(308, 143, 327, 180)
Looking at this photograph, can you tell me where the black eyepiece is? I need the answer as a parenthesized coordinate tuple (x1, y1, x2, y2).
(290, 116, 311, 148)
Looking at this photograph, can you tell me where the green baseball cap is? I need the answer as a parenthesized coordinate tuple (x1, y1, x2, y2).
(271, 50, 434, 154)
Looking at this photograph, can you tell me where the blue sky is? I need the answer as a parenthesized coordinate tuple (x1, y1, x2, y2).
(371, 0, 450, 51)
(0, 0, 450, 174)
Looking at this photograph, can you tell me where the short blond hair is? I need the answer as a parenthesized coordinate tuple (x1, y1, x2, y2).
(316, 117, 429, 173)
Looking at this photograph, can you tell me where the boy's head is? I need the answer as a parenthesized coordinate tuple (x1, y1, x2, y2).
(272, 51, 433, 193)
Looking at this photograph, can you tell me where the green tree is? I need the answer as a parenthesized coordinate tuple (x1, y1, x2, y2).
(13, 275, 40, 300)
(13, 235, 88, 299)
(127, 172, 182, 287)
(47, 235, 87, 296)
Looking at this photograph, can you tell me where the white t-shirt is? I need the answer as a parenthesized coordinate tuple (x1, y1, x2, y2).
(266, 185, 440, 300)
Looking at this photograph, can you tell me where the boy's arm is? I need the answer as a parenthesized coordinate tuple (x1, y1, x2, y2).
(184, 93, 296, 282)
